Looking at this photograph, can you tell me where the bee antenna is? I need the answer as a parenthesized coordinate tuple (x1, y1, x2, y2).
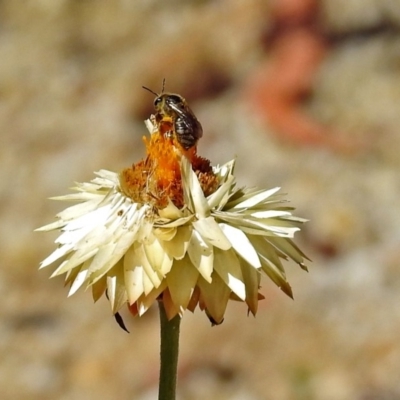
(142, 86, 158, 96)
(161, 78, 166, 94)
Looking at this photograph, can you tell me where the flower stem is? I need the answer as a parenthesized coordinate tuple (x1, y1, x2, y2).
(158, 301, 181, 400)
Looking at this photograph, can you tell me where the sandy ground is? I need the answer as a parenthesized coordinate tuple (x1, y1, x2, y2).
(1, 1, 400, 399)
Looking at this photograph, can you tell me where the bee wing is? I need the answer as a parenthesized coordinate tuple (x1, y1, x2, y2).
(166, 101, 190, 117)
(167, 102, 203, 137)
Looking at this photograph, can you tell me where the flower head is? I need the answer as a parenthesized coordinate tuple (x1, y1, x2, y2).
(37, 116, 309, 325)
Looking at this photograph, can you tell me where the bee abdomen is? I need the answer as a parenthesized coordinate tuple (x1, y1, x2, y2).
(175, 117, 199, 150)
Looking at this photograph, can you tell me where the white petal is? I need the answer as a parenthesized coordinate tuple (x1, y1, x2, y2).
(92, 275, 107, 302)
(124, 264, 144, 304)
(61, 205, 111, 231)
(193, 217, 231, 250)
(68, 269, 88, 296)
(214, 212, 300, 238)
(136, 281, 167, 315)
(124, 244, 162, 288)
(267, 237, 309, 264)
(239, 258, 260, 315)
(39, 244, 74, 268)
(50, 248, 98, 276)
(157, 200, 184, 220)
(229, 187, 281, 209)
(35, 219, 68, 232)
(67, 259, 92, 295)
(251, 210, 292, 218)
(55, 198, 105, 222)
(187, 229, 214, 282)
(259, 255, 293, 298)
(86, 242, 117, 282)
(166, 257, 199, 309)
(142, 268, 156, 295)
(248, 235, 286, 273)
(50, 192, 103, 201)
(181, 157, 210, 218)
(153, 227, 177, 241)
(197, 273, 230, 324)
(213, 248, 245, 300)
(160, 225, 192, 260)
(207, 175, 235, 210)
(107, 263, 128, 313)
(219, 223, 261, 268)
(94, 169, 120, 183)
(60, 224, 107, 248)
(213, 159, 236, 180)
(143, 238, 173, 276)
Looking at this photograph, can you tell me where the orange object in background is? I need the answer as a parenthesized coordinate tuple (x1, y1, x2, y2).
(246, 0, 356, 152)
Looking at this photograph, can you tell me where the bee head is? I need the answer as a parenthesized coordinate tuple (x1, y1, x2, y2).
(142, 80, 186, 116)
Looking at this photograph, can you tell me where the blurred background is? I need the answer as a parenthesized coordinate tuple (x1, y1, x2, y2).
(1, 0, 400, 399)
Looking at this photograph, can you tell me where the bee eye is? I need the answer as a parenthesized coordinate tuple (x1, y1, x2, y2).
(154, 97, 162, 107)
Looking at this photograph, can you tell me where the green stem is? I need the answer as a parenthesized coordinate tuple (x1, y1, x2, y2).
(158, 301, 181, 400)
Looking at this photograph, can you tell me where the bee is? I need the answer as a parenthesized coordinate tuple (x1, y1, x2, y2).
(142, 80, 203, 150)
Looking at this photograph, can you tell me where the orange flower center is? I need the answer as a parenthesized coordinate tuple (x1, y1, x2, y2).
(119, 118, 218, 210)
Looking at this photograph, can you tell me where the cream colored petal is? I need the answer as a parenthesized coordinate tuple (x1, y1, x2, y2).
(162, 289, 181, 320)
(49, 192, 103, 201)
(54, 198, 104, 222)
(124, 264, 145, 304)
(213, 159, 236, 180)
(214, 212, 299, 238)
(50, 248, 98, 276)
(144, 118, 157, 134)
(142, 268, 156, 295)
(40, 244, 75, 269)
(55, 226, 96, 247)
(157, 200, 184, 220)
(64, 262, 83, 286)
(251, 210, 292, 218)
(68, 259, 92, 296)
(124, 244, 162, 288)
(85, 242, 117, 283)
(225, 187, 282, 209)
(94, 169, 120, 183)
(161, 225, 192, 260)
(92, 275, 107, 302)
(71, 225, 109, 249)
(154, 214, 193, 228)
(58, 203, 112, 230)
(155, 215, 193, 228)
(207, 175, 235, 210)
(213, 248, 245, 300)
(267, 237, 309, 264)
(153, 227, 177, 241)
(166, 257, 199, 310)
(187, 229, 214, 282)
(181, 157, 210, 218)
(249, 235, 286, 274)
(219, 223, 261, 268)
(35, 219, 69, 232)
(68, 269, 88, 296)
(143, 238, 173, 276)
(239, 258, 261, 315)
(247, 222, 300, 238)
(107, 261, 128, 313)
(197, 273, 230, 324)
(136, 281, 167, 316)
(259, 255, 293, 298)
(193, 217, 231, 250)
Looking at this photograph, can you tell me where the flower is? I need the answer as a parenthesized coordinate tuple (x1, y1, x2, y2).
(37, 117, 309, 325)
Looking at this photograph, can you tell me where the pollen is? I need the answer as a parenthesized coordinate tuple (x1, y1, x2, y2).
(119, 120, 219, 210)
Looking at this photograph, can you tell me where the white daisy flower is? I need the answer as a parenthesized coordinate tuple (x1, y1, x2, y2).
(37, 119, 309, 325)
